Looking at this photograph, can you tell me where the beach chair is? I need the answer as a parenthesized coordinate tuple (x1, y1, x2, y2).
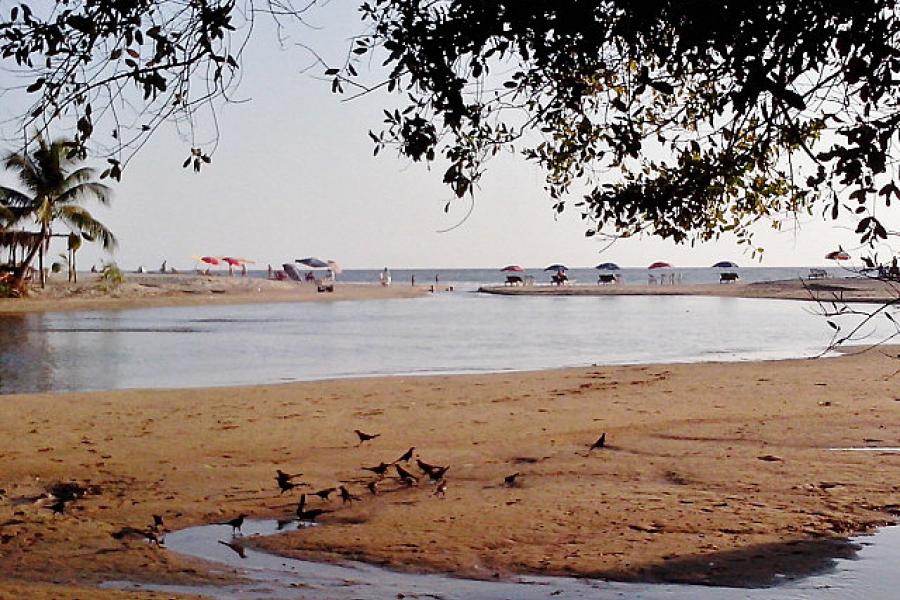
(505, 275, 524, 286)
(808, 268, 828, 280)
(597, 274, 618, 285)
(719, 272, 739, 283)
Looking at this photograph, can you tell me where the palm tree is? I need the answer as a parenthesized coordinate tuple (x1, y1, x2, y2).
(0, 135, 116, 290)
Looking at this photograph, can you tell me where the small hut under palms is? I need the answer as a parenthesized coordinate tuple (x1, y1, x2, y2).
(0, 135, 116, 293)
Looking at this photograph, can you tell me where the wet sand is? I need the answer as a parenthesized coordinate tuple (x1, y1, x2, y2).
(0, 274, 426, 314)
(480, 277, 900, 303)
(0, 349, 898, 597)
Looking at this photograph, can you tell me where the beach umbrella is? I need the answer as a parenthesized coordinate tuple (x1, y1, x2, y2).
(501, 265, 525, 272)
(220, 257, 243, 267)
(193, 256, 221, 266)
(544, 264, 569, 271)
(648, 261, 673, 269)
(595, 262, 620, 270)
(296, 257, 329, 268)
(825, 250, 850, 261)
(712, 260, 738, 268)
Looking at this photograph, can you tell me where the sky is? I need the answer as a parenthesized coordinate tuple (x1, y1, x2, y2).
(0, 2, 888, 270)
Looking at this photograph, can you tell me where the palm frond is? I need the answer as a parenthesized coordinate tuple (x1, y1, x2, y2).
(57, 205, 117, 250)
(62, 167, 99, 189)
(2, 152, 43, 194)
(55, 181, 112, 206)
(0, 186, 36, 208)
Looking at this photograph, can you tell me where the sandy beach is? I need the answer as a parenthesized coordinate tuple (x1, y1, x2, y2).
(0, 348, 897, 598)
(0, 274, 426, 314)
(480, 277, 900, 303)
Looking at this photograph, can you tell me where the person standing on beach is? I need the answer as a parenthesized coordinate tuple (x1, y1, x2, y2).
(380, 267, 391, 286)
(161, 260, 167, 274)
(411, 274, 416, 286)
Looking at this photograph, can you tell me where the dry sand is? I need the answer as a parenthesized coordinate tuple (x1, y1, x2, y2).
(0, 349, 898, 597)
(0, 273, 426, 314)
(481, 277, 900, 303)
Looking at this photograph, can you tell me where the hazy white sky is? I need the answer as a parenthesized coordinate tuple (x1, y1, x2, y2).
(0, 3, 888, 270)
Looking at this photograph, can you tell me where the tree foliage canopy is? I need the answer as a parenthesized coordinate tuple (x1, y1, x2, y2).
(3, 1, 900, 251)
(340, 0, 900, 250)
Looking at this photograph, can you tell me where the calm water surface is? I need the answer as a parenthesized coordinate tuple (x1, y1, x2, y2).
(0, 293, 890, 394)
(105, 519, 900, 599)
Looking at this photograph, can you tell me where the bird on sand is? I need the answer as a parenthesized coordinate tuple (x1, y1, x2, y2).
(362, 462, 392, 477)
(152, 514, 164, 530)
(339, 485, 361, 504)
(275, 470, 305, 494)
(296, 494, 332, 522)
(367, 481, 379, 496)
(46, 499, 67, 515)
(354, 430, 381, 445)
(589, 432, 607, 451)
(395, 464, 419, 486)
(395, 447, 415, 463)
(428, 466, 450, 482)
(416, 458, 437, 475)
(503, 473, 520, 488)
(311, 487, 337, 501)
(219, 514, 246, 535)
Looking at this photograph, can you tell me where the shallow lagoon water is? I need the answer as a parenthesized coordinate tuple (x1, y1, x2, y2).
(0, 293, 892, 394)
(104, 519, 900, 600)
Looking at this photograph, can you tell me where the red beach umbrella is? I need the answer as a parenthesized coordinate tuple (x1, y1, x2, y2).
(648, 261, 673, 269)
(194, 256, 221, 266)
(501, 265, 525, 272)
(825, 250, 850, 261)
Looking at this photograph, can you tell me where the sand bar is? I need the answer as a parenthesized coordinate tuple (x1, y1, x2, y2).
(480, 277, 900, 303)
(0, 349, 898, 597)
(0, 274, 426, 315)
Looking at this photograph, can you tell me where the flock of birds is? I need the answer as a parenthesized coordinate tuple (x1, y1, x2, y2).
(41, 428, 608, 554)
(215, 428, 609, 543)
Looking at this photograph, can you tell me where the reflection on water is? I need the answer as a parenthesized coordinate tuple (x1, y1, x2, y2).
(0, 294, 892, 394)
(103, 519, 900, 600)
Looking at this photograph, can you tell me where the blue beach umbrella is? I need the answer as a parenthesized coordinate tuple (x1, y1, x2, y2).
(595, 262, 620, 270)
(296, 257, 329, 268)
(544, 264, 569, 271)
(712, 261, 739, 268)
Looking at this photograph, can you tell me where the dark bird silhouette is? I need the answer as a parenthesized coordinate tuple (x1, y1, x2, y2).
(311, 487, 337, 501)
(46, 499, 66, 515)
(276, 470, 306, 494)
(428, 466, 450, 482)
(218, 539, 247, 558)
(395, 447, 415, 463)
(339, 485, 361, 503)
(367, 481, 379, 496)
(296, 494, 332, 522)
(354, 429, 381, 445)
(589, 432, 607, 451)
(503, 473, 520, 488)
(277, 479, 301, 494)
(219, 514, 246, 535)
(362, 462, 392, 477)
(395, 464, 419, 486)
(152, 514, 164, 530)
(416, 458, 437, 476)
(434, 480, 447, 498)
